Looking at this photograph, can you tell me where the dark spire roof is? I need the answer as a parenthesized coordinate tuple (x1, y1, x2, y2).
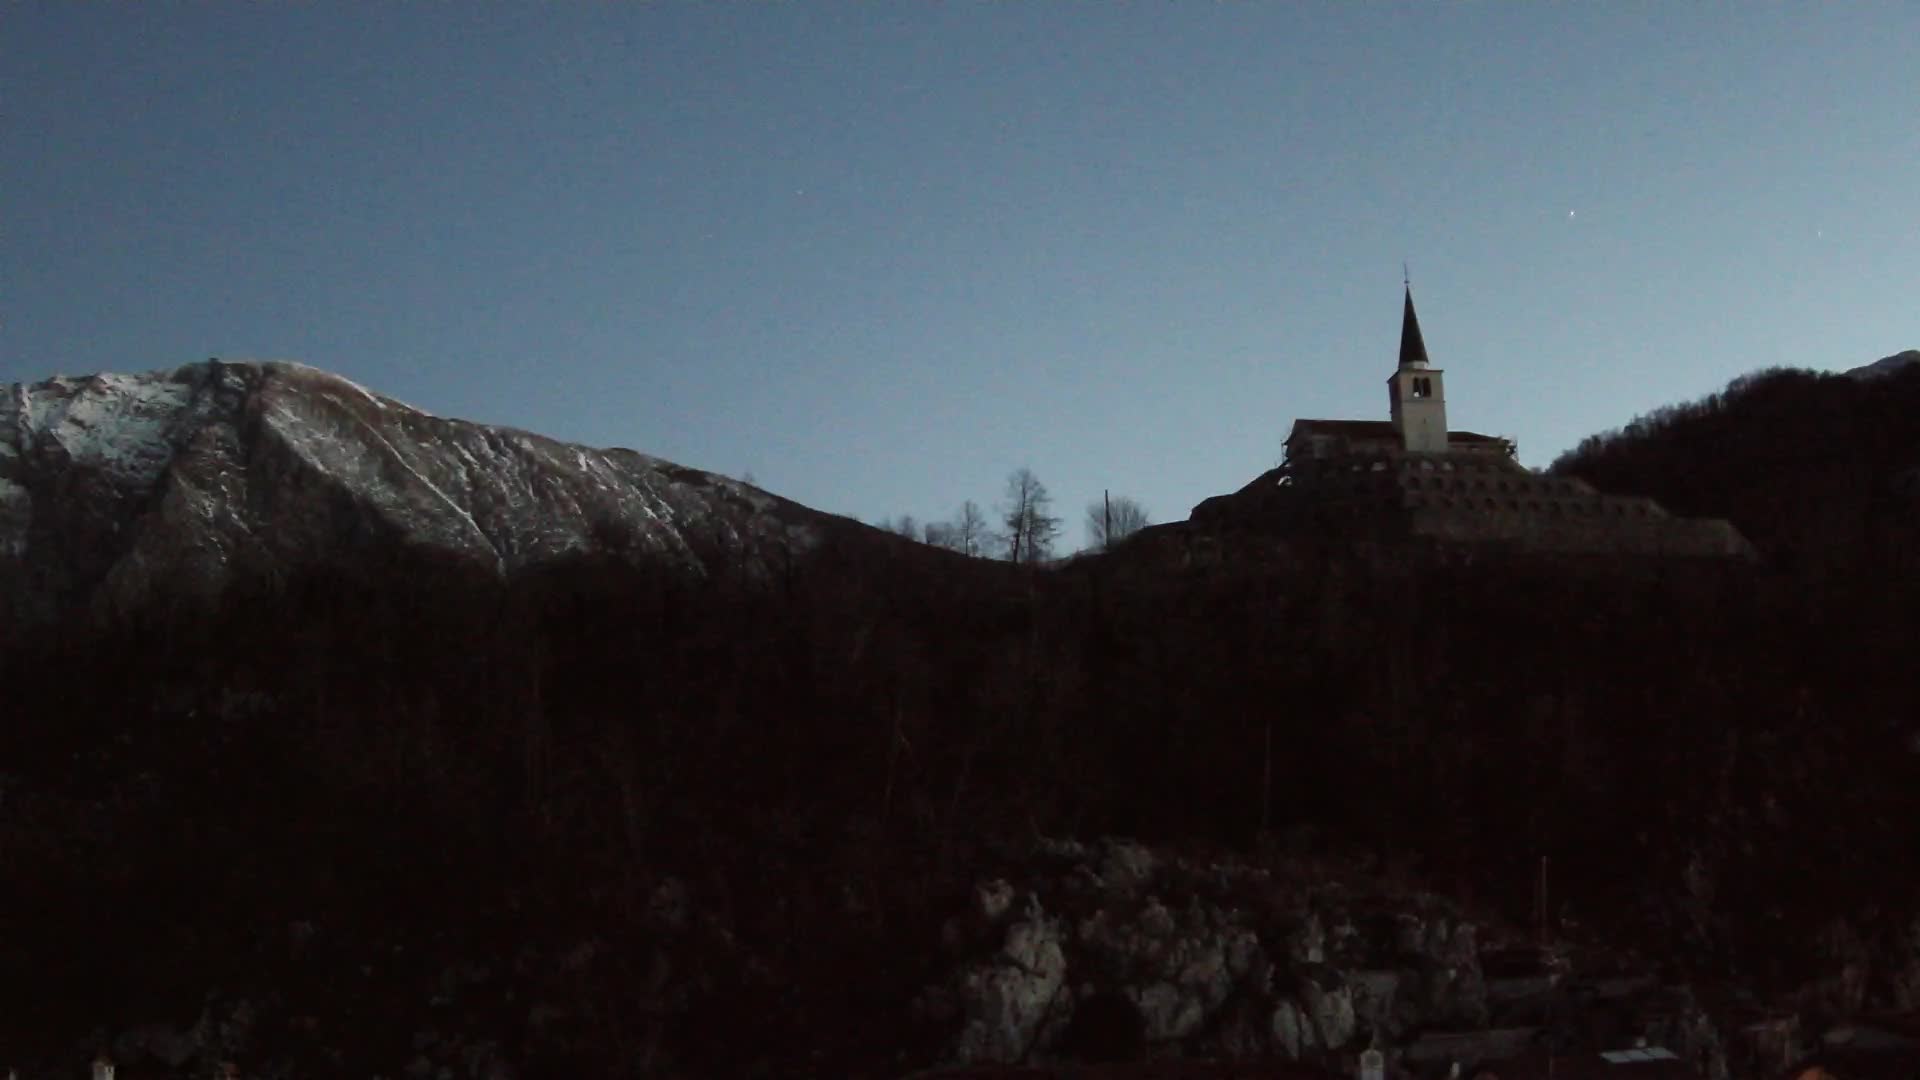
(1398, 285, 1430, 369)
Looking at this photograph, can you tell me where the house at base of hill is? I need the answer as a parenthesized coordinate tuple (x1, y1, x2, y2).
(1190, 285, 1752, 560)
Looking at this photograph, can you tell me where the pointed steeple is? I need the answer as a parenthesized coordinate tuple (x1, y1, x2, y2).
(1398, 284, 1430, 370)
(1387, 279, 1448, 452)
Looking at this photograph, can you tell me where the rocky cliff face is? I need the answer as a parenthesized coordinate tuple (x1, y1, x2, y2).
(0, 360, 829, 621)
(918, 838, 1492, 1071)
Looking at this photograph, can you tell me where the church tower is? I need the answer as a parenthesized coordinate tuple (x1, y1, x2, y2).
(1387, 284, 1448, 453)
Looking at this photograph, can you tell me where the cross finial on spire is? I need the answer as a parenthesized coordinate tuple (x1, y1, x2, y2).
(1403, 261, 1410, 288)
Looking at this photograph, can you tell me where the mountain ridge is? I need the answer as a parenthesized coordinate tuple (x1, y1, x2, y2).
(0, 358, 842, 621)
(1844, 348, 1920, 379)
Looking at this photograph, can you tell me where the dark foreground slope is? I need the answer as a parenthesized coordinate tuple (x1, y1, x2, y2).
(4, 361, 1920, 1077)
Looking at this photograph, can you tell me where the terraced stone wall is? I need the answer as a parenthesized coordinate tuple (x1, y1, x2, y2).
(1285, 454, 1752, 558)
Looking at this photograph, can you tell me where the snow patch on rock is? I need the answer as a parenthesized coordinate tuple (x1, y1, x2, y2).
(13, 372, 197, 489)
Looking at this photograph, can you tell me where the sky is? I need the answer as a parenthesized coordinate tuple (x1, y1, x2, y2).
(6, 5, 1917, 547)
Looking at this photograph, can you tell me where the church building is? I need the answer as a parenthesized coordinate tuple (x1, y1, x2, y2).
(1190, 285, 1752, 559)
(1283, 286, 1515, 465)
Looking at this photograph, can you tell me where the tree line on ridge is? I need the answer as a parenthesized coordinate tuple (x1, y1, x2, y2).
(877, 466, 1151, 563)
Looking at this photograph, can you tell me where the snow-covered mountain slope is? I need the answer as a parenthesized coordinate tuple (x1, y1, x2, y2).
(0, 359, 831, 619)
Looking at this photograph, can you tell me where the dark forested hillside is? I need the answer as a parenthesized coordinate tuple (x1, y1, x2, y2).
(1551, 363, 1920, 576)
(6, 362, 1920, 1077)
(9, 534, 1920, 1075)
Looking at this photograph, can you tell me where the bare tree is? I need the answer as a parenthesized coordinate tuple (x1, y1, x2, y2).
(923, 501, 990, 557)
(953, 500, 988, 557)
(1085, 493, 1150, 551)
(1000, 468, 1061, 565)
(885, 514, 920, 540)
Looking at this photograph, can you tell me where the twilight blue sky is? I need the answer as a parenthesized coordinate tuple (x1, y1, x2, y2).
(6, 4, 1917, 545)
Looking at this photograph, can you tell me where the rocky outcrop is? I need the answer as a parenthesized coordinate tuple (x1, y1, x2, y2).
(947, 897, 1070, 1062)
(918, 838, 1491, 1069)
